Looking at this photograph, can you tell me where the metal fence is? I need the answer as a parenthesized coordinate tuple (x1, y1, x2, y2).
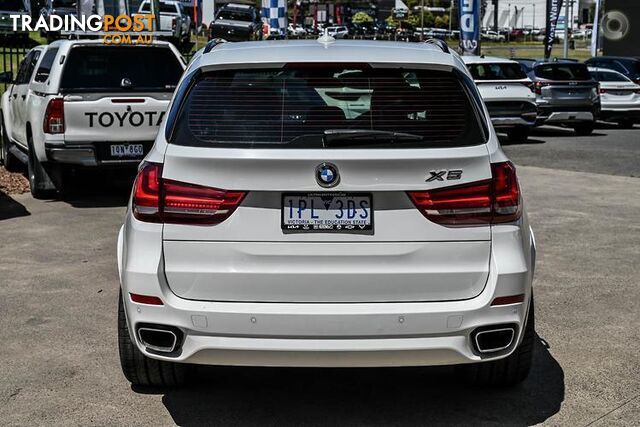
(0, 43, 29, 97)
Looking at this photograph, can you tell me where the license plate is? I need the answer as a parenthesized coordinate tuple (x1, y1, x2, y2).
(282, 193, 373, 234)
(110, 144, 144, 158)
(610, 90, 631, 96)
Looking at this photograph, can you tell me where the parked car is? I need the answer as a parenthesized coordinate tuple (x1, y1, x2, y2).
(585, 56, 640, 85)
(39, 0, 77, 42)
(326, 25, 349, 39)
(116, 38, 536, 388)
(208, 3, 263, 42)
(287, 23, 307, 38)
(588, 67, 640, 128)
(0, 0, 30, 39)
(136, 0, 191, 45)
(515, 59, 600, 135)
(0, 40, 185, 198)
(463, 56, 537, 141)
(481, 30, 506, 42)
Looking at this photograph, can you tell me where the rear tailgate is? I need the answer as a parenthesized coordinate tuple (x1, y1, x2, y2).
(159, 64, 494, 303)
(63, 93, 171, 142)
(57, 43, 184, 144)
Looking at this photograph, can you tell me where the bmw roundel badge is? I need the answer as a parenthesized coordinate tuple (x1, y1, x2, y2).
(315, 162, 340, 188)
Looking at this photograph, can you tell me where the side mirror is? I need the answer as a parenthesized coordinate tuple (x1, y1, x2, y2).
(0, 71, 13, 84)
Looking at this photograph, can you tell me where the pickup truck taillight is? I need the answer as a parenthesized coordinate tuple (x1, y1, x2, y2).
(407, 162, 521, 226)
(43, 98, 64, 134)
(172, 17, 177, 30)
(132, 162, 246, 225)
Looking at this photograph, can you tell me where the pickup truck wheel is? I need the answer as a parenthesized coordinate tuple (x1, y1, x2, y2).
(27, 136, 57, 199)
(118, 289, 189, 387)
(573, 123, 595, 136)
(1, 116, 22, 172)
(456, 296, 535, 387)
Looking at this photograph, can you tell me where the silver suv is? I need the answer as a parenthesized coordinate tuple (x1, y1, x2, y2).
(516, 59, 600, 135)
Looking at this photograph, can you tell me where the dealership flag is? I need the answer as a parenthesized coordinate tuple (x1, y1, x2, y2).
(590, 0, 601, 56)
(458, 0, 481, 56)
(544, 0, 564, 59)
(262, 0, 287, 35)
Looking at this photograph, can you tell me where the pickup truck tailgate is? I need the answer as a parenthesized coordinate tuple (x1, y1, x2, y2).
(62, 93, 172, 142)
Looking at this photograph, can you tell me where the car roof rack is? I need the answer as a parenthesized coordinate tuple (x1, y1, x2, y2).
(424, 38, 450, 54)
(204, 38, 227, 54)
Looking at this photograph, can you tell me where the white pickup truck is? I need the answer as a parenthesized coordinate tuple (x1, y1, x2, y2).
(135, 0, 191, 46)
(0, 40, 185, 198)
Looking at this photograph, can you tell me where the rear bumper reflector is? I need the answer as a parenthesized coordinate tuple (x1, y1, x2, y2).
(491, 294, 525, 306)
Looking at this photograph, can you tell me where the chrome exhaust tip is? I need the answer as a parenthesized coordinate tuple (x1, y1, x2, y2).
(137, 326, 181, 353)
(473, 326, 516, 354)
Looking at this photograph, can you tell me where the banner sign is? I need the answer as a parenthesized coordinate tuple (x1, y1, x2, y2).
(545, 0, 564, 59)
(262, 0, 287, 35)
(458, 0, 481, 56)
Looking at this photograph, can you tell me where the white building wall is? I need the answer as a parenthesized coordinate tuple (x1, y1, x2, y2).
(482, 0, 585, 30)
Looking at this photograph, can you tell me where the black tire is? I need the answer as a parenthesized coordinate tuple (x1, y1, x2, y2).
(507, 126, 530, 143)
(573, 122, 595, 136)
(1, 115, 22, 172)
(118, 290, 189, 387)
(457, 296, 535, 387)
(617, 119, 634, 129)
(26, 135, 57, 199)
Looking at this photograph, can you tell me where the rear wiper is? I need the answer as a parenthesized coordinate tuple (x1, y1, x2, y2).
(323, 129, 423, 147)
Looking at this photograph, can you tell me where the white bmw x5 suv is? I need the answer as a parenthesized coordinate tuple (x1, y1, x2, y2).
(117, 38, 536, 387)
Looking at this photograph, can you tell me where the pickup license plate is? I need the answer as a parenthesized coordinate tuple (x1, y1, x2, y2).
(110, 144, 144, 158)
(282, 193, 373, 234)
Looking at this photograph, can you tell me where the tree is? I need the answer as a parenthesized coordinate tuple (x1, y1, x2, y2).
(352, 11, 374, 24)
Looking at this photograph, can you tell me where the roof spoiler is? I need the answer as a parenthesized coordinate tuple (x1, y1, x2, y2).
(424, 38, 450, 54)
(204, 38, 227, 54)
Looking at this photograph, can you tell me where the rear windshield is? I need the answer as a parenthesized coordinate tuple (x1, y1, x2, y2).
(534, 63, 591, 80)
(140, 2, 177, 13)
(592, 71, 630, 82)
(0, 0, 25, 10)
(60, 46, 182, 92)
(217, 9, 252, 21)
(170, 66, 486, 149)
(467, 62, 527, 80)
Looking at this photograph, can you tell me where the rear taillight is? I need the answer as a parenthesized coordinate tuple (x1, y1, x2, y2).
(172, 17, 177, 29)
(407, 162, 521, 226)
(132, 162, 246, 225)
(599, 87, 607, 94)
(43, 98, 64, 134)
(534, 81, 548, 95)
(522, 81, 535, 93)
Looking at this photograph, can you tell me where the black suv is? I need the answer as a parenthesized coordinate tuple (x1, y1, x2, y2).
(585, 56, 640, 85)
(208, 3, 263, 42)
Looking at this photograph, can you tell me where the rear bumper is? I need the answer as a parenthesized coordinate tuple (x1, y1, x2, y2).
(45, 140, 153, 166)
(599, 107, 640, 121)
(118, 217, 536, 367)
(536, 103, 599, 125)
(491, 117, 536, 128)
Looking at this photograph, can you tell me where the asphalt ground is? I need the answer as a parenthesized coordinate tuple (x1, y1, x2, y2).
(0, 124, 639, 426)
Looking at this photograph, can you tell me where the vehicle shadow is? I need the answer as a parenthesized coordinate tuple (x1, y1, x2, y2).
(0, 190, 30, 221)
(136, 334, 564, 426)
(530, 126, 607, 138)
(59, 170, 134, 208)
(498, 135, 546, 146)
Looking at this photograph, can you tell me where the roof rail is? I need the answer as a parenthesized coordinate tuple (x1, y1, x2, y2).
(424, 38, 450, 54)
(204, 38, 227, 54)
